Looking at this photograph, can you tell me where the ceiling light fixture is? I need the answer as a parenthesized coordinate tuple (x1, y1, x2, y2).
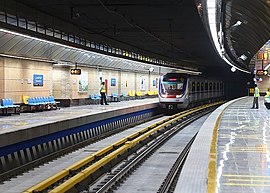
(232, 20, 242, 27)
(0, 28, 202, 75)
(206, 0, 250, 74)
(239, 54, 247, 60)
(264, 63, 270, 71)
(231, 67, 236, 72)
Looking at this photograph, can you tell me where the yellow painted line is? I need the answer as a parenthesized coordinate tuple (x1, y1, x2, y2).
(219, 137, 263, 140)
(220, 128, 257, 131)
(224, 150, 268, 153)
(26, 102, 223, 193)
(223, 174, 270, 178)
(219, 146, 269, 152)
(94, 145, 113, 157)
(220, 149, 267, 151)
(113, 138, 128, 147)
(224, 183, 270, 186)
(66, 155, 95, 171)
(219, 135, 262, 139)
(207, 110, 224, 193)
(221, 146, 268, 149)
(228, 178, 270, 182)
(49, 145, 129, 193)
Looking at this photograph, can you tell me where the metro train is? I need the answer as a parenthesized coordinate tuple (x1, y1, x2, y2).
(158, 73, 224, 111)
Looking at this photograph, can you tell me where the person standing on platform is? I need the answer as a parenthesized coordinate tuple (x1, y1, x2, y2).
(100, 82, 109, 105)
(265, 88, 270, 98)
(251, 84, 260, 109)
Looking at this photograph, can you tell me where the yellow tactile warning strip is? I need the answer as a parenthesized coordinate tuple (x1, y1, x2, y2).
(219, 146, 269, 153)
(222, 174, 270, 186)
(207, 110, 224, 193)
(23, 103, 222, 193)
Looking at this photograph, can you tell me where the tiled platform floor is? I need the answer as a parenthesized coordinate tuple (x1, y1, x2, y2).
(175, 96, 270, 193)
(217, 97, 270, 193)
(0, 98, 158, 136)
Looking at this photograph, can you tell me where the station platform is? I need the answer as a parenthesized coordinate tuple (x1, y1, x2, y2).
(0, 98, 159, 156)
(176, 96, 270, 193)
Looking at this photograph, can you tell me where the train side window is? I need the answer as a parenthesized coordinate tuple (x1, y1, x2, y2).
(201, 82, 204, 91)
(213, 82, 216, 90)
(217, 82, 219, 90)
(197, 82, 200, 91)
(205, 82, 208, 91)
(192, 82, 195, 92)
(220, 83, 223, 90)
(209, 82, 212, 91)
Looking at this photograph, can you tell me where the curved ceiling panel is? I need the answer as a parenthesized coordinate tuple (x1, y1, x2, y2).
(0, 30, 188, 75)
(0, 0, 226, 74)
(222, 0, 270, 69)
(0, 0, 268, 75)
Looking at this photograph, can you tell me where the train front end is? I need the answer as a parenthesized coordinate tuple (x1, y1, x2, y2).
(158, 73, 188, 111)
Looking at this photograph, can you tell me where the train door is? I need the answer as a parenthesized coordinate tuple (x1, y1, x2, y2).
(196, 82, 200, 102)
(213, 82, 216, 98)
(191, 81, 195, 103)
(204, 82, 208, 100)
(208, 82, 213, 98)
(201, 82, 204, 102)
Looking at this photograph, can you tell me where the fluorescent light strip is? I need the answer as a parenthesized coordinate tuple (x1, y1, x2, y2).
(0, 27, 201, 75)
(264, 63, 270, 70)
(0, 53, 54, 63)
(207, 0, 250, 74)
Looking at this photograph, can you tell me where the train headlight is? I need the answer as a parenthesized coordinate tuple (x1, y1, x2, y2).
(176, 95, 182, 98)
(161, 94, 167, 98)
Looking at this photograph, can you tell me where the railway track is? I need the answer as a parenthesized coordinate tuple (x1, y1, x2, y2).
(1, 102, 223, 193)
(88, 107, 209, 193)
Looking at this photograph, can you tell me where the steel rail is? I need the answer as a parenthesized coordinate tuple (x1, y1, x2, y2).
(23, 101, 223, 193)
(94, 109, 207, 193)
(1, 114, 163, 183)
(157, 134, 197, 193)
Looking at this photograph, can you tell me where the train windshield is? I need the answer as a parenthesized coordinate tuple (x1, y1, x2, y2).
(160, 76, 186, 95)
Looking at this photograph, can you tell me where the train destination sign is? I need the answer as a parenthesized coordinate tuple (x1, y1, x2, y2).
(256, 70, 268, 76)
(70, 68, 81, 75)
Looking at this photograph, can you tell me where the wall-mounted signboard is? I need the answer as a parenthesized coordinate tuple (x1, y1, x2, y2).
(111, 78, 116, 86)
(71, 68, 81, 75)
(33, 74, 43, 86)
(256, 70, 268, 75)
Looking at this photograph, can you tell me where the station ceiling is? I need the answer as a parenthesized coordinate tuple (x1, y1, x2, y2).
(0, 0, 269, 76)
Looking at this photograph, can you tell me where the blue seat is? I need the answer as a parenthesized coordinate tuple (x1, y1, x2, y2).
(1, 98, 20, 114)
(8, 98, 20, 108)
(89, 94, 98, 104)
(48, 96, 60, 109)
(37, 97, 43, 105)
(27, 96, 55, 112)
(112, 93, 120, 102)
(29, 97, 39, 106)
(28, 97, 36, 106)
(27, 97, 40, 112)
(44, 97, 50, 104)
(2, 98, 19, 108)
(2, 99, 9, 107)
(121, 93, 128, 101)
(95, 94, 101, 100)
(48, 96, 55, 104)
(0, 101, 8, 115)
